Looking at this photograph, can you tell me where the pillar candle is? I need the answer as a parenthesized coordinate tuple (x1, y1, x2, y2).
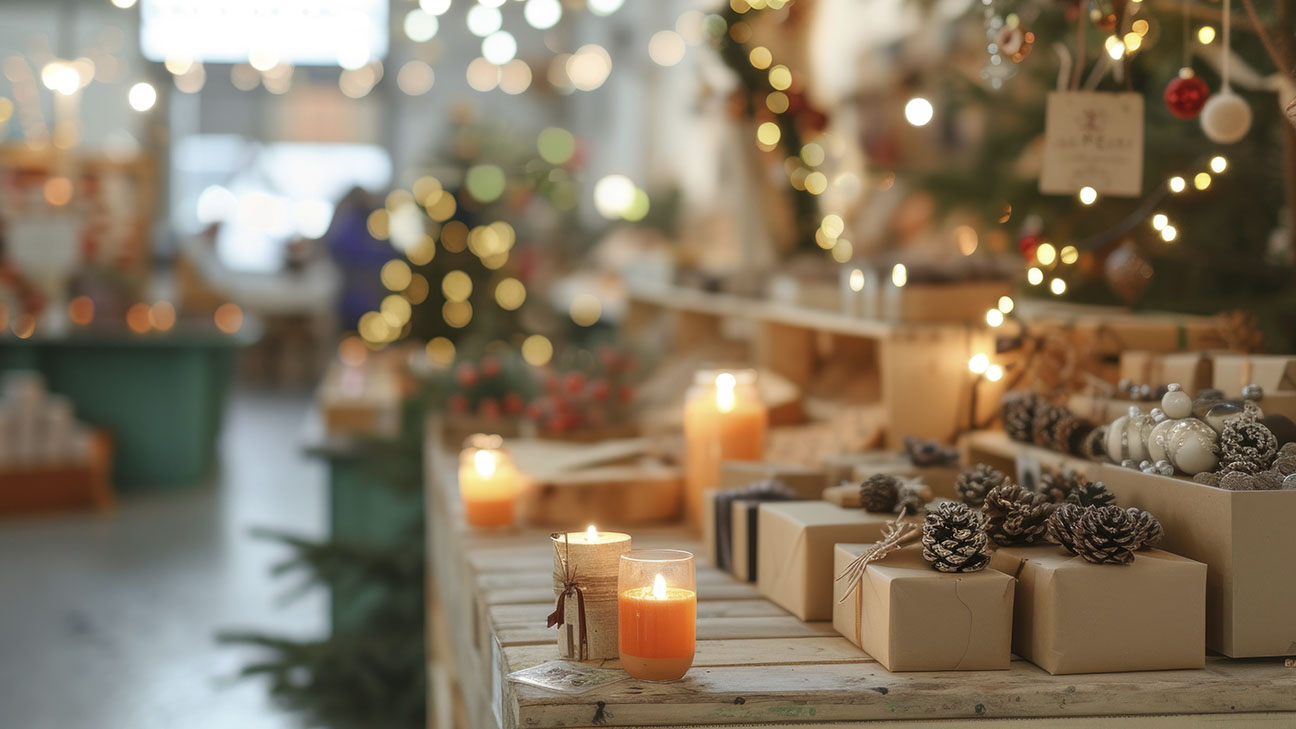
(458, 434, 520, 528)
(618, 549, 696, 681)
(550, 526, 632, 661)
(683, 370, 767, 528)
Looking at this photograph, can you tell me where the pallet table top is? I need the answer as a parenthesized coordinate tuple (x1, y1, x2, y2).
(425, 434, 1296, 729)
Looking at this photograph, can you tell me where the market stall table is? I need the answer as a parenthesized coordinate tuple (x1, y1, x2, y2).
(424, 429, 1296, 729)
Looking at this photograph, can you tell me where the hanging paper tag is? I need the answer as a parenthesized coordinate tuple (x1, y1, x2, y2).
(1040, 91, 1144, 197)
(1015, 451, 1043, 492)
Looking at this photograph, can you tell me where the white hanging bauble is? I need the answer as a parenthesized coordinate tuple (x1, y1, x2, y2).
(1201, 91, 1253, 144)
(1165, 419, 1219, 475)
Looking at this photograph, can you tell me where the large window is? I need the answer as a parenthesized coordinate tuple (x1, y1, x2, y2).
(140, 0, 388, 67)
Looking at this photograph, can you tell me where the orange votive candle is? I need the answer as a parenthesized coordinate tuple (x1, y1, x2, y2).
(618, 549, 697, 681)
(683, 370, 767, 528)
(459, 434, 519, 528)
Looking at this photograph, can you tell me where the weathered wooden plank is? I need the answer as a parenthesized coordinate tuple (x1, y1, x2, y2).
(497, 616, 838, 648)
(489, 599, 789, 631)
(504, 637, 877, 675)
(482, 580, 761, 605)
(506, 657, 1296, 728)
(467, 535, 709, 574)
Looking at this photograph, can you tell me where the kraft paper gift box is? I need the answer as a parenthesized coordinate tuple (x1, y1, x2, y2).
(1100, 462, 1296, 657)
(832, 544, 1014, 671)
(757, 502, 901, 621)
(701, 486, 801, 573)
(1212, 354, 1296, 421)
(821, 452, 959, 501)
(720, 461, 827, 499)
(989, 545, 1206, 674)
(730, 496, 810, 582)
(1119, 351, 1213, 394)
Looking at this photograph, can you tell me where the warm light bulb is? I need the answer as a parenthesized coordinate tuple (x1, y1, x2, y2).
(1193, 172, 1211, 191)
(891, 263, 907, 287)
(586, 525, 598, 542)
(1168, 176, 1186, 193)
(1027, 267, 1044, 285)
(1105, 35, 1125, 60)
(1049, 278, 1067, 295)
(986, 364, 1004, 382)
(1197, 26, 1216, 44)
(986, 309, 1004, 327)
(848, 268, 865, 292)
(1210, 156, 1227, 173)
(1151, 213, 1168, 231)
(997, 296, 1014, 313)
(968, 353, 989, 374)
(652, 573, 668, 600)
(473, 449, 496, 478)
(1036, 242, 1057, 266)
(904, 97, 933, 127)
(1078, 186, 1097, 205)
(1161, 225, 1178, 242)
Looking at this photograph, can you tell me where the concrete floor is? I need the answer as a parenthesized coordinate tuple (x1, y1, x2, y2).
(0, 390, 328, 729)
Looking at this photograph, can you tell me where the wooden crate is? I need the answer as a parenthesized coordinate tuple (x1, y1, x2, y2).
(0, 431, 113, 515)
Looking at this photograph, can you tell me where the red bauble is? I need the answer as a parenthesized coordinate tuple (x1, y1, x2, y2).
(1018, 233, 1041, 260)
(1165, 73, 1210, 120)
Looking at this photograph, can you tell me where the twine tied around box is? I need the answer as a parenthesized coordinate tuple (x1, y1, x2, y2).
(833, 515, 920, 646)
(547, 533, 620, 661)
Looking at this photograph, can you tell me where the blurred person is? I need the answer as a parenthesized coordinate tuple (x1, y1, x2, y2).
(324, 186, 389, 331)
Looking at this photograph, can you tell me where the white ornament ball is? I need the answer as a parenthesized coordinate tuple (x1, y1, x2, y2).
(1165, 419, 1219, 475)
(1147, 418, 1175, 463)
(1201, 91, 1253, 144)
(1161, 385, 1193, 420)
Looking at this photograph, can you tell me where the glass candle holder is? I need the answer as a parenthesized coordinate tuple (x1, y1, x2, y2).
(618, 549, 697, 681)
(683, 369, 767, 527)
(458, 434, 519, 528)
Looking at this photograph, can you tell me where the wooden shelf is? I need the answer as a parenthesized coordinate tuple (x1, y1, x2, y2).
(424, 425, 1296, 729)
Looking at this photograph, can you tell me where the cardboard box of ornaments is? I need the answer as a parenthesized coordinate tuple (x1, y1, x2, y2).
(1212, 354, 1296, 422)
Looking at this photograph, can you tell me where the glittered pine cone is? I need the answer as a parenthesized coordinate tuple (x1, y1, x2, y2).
(1036, 468, 1086, 503)
(983, 482, 1057, 546)
(895, 482, 931, 517)
(1081, 425, 1109, 461)
(1219, 417, 1278, 473)
(955, 463, 1008, 507)
(859, 474, 901, 513)
(903, 436, 958, 467)
(1049, 505, 1162, 565)
(1002, 391, 1041, 443)
(1032, 404, 1071, 449)
(1066, 480, 1116, 507)
(921, 502, 991, 573)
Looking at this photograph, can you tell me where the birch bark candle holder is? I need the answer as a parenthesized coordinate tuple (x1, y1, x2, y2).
(549, 526, 631, 661)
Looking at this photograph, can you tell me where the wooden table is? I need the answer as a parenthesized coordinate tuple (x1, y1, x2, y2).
(425, 432, 1296, 729)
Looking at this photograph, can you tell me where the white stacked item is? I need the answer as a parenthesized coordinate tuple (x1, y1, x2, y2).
(0, 373, 94, 469)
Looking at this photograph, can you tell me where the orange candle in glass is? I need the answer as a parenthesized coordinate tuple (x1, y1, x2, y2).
(618, 549, 697, 681)
(683, 370, 767, 528)
(458, 434, 519, 528)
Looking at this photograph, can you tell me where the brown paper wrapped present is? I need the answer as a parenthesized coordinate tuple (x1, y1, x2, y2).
(821, 451, 959, 502)
(757, 502, 901, 620)
(1119, 351, 1213, 393)
(720, 460, 827, 499)
(832, 544, 1014, 671)
(990, 545, 1206, 675)
(1212, 354, 1296, 421)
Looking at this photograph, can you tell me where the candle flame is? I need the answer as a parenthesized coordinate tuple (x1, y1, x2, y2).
(715, 372, 736, 413)
(652, 573, 667, 600)
(473, 449, 496, 479)
(586, 525, 598, 542)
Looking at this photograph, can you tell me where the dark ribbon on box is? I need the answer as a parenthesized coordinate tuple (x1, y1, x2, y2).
(714, 479, 798, 574)
(546, 533, 589, 661)
(833, 515, 921, 646)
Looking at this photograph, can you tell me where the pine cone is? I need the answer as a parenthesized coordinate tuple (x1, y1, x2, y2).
(983, 482, 1056, 546)
(1066, 480, 1116, 507)
(1049, 505, 1161, 565)
(1219, 470, 1255, 491)
(1192, 471, 1221, 487)
(895, 483, 930, 516)
(921, 502, 991, 573)
(858, 474, 901, 513)
(1080, 425, 1109, 461)
(1219, 417, 1278, 473)
(1037, 469, 1085, 503)
(955, 463, 1007, 507)
(1274, 456, 1296, 477)
(903, 436, 958, 467)
(1002, 391, 1041, 443)
(1032, 404, 1071, 449)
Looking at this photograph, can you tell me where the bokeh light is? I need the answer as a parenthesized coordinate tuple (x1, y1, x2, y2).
(521, 334, 553, 366)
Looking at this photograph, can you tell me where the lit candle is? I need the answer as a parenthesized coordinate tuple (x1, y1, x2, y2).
(550, 525, 632, 661)
(683, 370, 767, 528)
(458, 434, 520, 528)
(618, 549, 697, 681)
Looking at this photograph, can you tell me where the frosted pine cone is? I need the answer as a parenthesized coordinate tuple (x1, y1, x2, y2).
(921, 502, 991, 573)
(1049, 505, 1162, 565)
(1219, 417, 1278, 473)
(955, 463, 1008, 507)
(1037, 469, 1085, 503)
(858, 474, 901, 513)
(983, 482, 1056, 546)
(1002, 391, 1041, 443)
(895, 482, 930, 517)
(1066, 480, 1116, 507)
